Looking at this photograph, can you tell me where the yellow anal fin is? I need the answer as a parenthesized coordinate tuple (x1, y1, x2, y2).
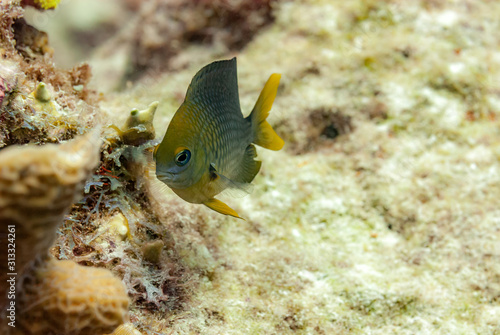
(204, 198, 244, 220)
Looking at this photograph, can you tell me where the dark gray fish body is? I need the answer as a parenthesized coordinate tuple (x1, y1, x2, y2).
(184, 59, 256, 182)
(154, 58, 283, 218)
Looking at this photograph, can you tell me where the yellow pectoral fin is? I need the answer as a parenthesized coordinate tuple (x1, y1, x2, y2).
(204, 198, 244, 220)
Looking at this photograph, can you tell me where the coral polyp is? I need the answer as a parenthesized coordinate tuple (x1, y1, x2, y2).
(111, 101, 159, 146)
(32, 82, 51, 102)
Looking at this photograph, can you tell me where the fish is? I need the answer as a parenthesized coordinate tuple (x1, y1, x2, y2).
(154, 57, 284, 219)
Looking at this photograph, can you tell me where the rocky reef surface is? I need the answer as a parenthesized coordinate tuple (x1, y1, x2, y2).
(1, 0, 500, 334)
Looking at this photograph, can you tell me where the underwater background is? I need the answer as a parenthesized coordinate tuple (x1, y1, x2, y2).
(1, 0, 499, 334)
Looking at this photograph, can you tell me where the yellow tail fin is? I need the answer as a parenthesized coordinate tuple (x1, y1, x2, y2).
(250, 73, 284, 151)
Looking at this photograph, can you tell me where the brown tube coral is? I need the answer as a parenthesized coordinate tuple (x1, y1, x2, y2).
(107, 322, 142, 335)
(16, 259, 129, 335)
(0, 130, 131, 335)
(0, 131, 101, 310)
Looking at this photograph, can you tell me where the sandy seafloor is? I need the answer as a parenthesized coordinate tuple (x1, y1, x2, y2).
(10, 0, 500, 334)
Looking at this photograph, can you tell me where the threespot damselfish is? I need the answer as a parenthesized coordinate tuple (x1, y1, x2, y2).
(154, 58, 283, 219)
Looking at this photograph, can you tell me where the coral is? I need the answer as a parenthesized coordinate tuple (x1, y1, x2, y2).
(16, 259, 129, 335)
(0, 4, 98, 148)
(0, 131, 101, 310)
(111, 101, 159, 146)
(21, 0, 61, 10)
(1, 3, 97, 109)
(45, 100, 193, 327)
(0, 61, 91, 146)
(32, 82, 50, 102)
(0, 130, 130, 335)
(107, 323, 142, 335)
(0, 3, 132, 335)
(29, 82, 61, 116)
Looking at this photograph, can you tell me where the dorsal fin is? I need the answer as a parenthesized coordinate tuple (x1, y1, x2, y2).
(184, 57, 241, 114)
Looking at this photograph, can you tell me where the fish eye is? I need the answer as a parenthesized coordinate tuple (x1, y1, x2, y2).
(175, 149, 191, 166)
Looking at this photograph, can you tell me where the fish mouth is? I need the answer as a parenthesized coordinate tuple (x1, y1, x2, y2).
(155, 171, 175, 183)
(156, 170, 192, 190)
